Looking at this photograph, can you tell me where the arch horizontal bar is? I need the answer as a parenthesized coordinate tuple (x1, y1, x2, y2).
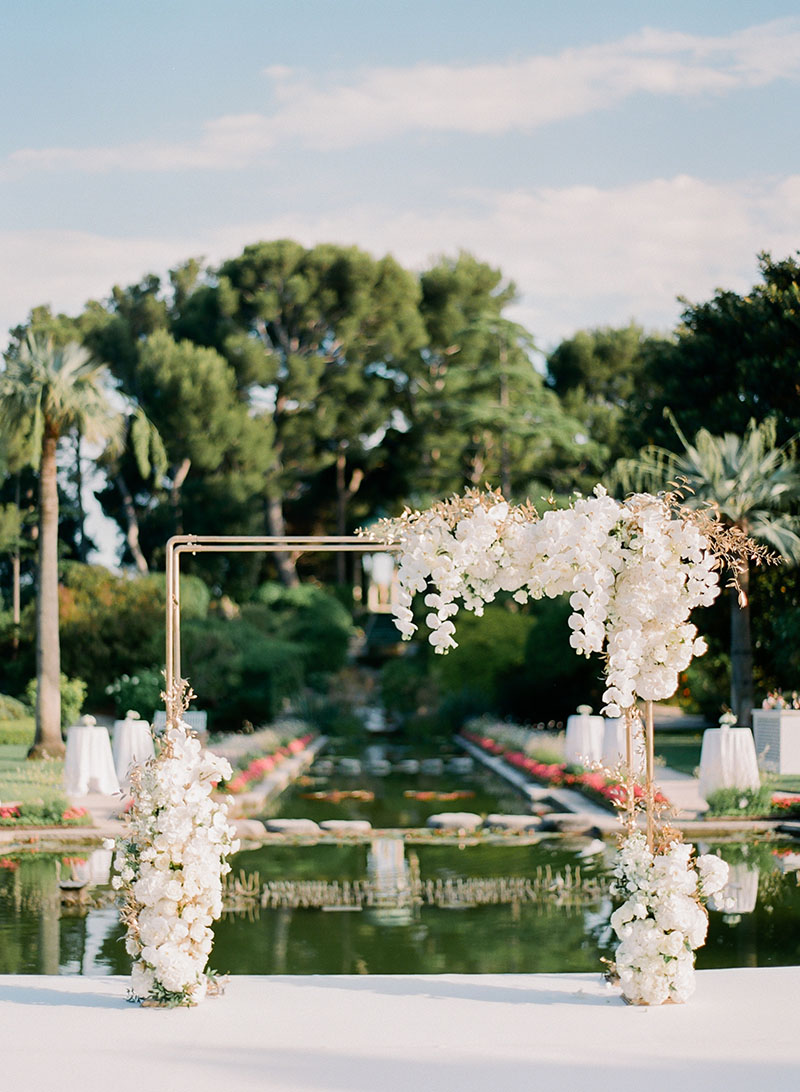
(165, 533, 399, 701)
(174, 543, 398, 555)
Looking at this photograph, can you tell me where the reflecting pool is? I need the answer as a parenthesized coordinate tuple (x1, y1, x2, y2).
(2, 839, 800, 976)
(261, 743, 537, 827)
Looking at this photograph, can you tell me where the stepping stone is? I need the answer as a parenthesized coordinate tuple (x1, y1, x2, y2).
(426, 812, 483, 832)
(234, 818, 268, 839)
(313, 760, 335, 776)
(539, 815, 604, 837)
(420, 758, 444, 774)
(448, 757, 474, 773)
(395, 760, 420, 774)
(482, 814, 542, 831)
(264, 818, 321, 834)
(319, 820, 373, 833)
(367, 760, 392, 776)
(339, 759, 362, 775)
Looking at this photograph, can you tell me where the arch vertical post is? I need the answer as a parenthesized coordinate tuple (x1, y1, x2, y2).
(645, 700, 655, 850)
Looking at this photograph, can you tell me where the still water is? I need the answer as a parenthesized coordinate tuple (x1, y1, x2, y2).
(1, 839, 799, 976)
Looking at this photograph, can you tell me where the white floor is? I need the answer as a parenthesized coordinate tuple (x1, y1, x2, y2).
(1, 969, 797, 1091)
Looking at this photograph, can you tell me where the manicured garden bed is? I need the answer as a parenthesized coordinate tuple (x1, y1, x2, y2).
(0, 740, 90, 828)
(219, 730, 316, 795)
(461, 727, 664, 812)
(705, 785, 800, 820)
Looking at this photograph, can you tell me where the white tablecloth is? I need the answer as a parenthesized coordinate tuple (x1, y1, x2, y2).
(600, 717, 624, 767)
(63, 725, 120, 796)
(564, 713, 605, 765)
(599, 717, 646, 773)
(698, 727, 760, 800)
(112, 718, 155, 786)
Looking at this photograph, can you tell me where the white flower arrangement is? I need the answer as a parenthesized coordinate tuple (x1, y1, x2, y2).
(377, 486, 721, 716)
(719, 711, 737, 727)
(111, 696, 239, 1007)
(609, 831, 729, 1005)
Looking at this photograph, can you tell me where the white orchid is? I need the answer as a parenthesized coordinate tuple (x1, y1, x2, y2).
(382, 486, 720, 716)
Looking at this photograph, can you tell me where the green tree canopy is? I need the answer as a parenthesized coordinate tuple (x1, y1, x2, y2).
(615, 417, 800, 724)
(0, 334, 121, 755)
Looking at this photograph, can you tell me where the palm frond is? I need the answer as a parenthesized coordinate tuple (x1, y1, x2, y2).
(612, 415, 800, 562)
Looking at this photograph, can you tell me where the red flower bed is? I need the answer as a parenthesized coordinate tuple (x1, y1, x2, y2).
(0, 801, 91, 827)
(226, 733, 315, 795)
(771, 796, 800, 817)
(463, 730, 668, 812)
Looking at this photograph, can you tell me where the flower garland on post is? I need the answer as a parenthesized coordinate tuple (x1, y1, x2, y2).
(371, 484, 768, 1005)
(112, 680, 239, 1007)
(609, 828, 729, 1005)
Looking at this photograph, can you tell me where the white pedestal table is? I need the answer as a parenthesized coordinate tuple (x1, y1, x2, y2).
(63, 723, 120, 796)
(698, 726, 760, 801)
(112, 717, 155, 786)
(564, 713, 604, 765)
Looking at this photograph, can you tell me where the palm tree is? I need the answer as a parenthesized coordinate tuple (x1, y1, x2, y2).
(0, 334, 122, 757)
(615, 416, 800, 725)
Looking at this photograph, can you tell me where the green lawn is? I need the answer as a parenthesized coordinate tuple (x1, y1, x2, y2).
(0, 741, 65, 804)
(654, 732, 703, 775)
(768, 774, 800, 794)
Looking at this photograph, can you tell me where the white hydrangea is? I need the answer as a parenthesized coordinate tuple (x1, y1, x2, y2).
(113, 719, 240, 1006)
(609, 831, 728, 1005)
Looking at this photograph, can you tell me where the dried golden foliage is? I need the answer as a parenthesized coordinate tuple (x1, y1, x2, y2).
(366, 486, 538, 542)
(662, 479, 779, 601)
(160, 676, 197, 738)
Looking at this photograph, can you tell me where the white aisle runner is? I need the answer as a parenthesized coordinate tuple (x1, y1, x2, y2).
(0, 969, 798, 1092)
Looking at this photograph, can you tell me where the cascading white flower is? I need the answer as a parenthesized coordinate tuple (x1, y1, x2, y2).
(379, 486, 721, 717)
(112, 718, 240, 1006)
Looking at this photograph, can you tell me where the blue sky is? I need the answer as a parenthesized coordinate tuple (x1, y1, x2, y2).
(2, 0, 799, 350)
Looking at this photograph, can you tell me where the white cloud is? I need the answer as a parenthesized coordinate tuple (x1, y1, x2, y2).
(1, 173, 797, 348)
(4, 19, 800, 174)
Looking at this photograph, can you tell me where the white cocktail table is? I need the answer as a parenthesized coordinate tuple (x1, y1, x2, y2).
(112, 717, 155, 787)
(698, 726, 760, 800)
(564, 713, 604, 765)
(63, 723, 120, 796)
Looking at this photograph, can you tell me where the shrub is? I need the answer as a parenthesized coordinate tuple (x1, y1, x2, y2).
(704, 785, 774, 817)
(250, 582, 355, 676)
(0, 798, 91, 826)
(434, 604, 534, 711)
(56, 563, 212, 707)
(25, 674, 86, 729)
(380, 654, 435, 717)
(106, 668, 165, 719)
(677, 653, 730, 721)
(0, 719, 35, 746)
(513, 596, 605, 723)
(180, 616, 304, 730)
(0, 693, 29, 721)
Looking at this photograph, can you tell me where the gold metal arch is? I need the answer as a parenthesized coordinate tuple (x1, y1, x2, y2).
(164, 534, 398, 699)
(164, 533, 657, 847)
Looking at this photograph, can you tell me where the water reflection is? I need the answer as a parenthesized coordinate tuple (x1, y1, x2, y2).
(3, 838, 800, 976)
(0, 852, 125, 976)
